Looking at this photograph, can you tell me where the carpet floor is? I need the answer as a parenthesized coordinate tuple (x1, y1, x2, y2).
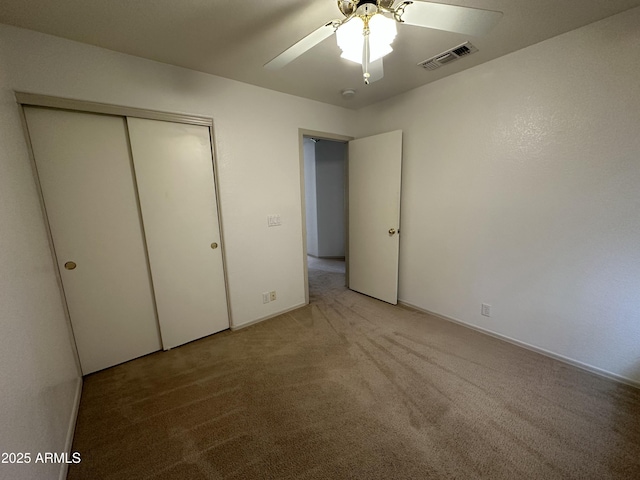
(67, 257, 640, 479)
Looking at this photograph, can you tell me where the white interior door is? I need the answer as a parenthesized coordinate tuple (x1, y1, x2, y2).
(24, 107, 162, 374)
(127, 118, 229, 349)
(348, 130, 403, 304)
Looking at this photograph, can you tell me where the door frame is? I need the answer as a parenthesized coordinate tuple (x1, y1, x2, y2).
(16, 92, 233, 360)
(298, 128, 353, 304)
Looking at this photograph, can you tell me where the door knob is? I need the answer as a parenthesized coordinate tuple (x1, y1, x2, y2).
(389, 228, 396, 235)
(64, 261, 77, 270)
(211, 242, 218, 249)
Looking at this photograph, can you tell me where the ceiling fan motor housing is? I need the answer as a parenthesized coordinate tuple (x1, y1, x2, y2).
(357, 3, 379, 16)
(339, 0, 394, 17)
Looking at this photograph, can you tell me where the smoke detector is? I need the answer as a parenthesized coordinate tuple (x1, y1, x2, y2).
(341, 89, 356, 99)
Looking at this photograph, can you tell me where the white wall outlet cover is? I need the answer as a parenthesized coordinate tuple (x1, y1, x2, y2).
(481, 303, 491, 317)
(267, 214, 282, 227)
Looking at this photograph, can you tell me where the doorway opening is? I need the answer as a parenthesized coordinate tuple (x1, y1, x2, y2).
(299, 130, 352, 303)
(299, 129, 403, 306)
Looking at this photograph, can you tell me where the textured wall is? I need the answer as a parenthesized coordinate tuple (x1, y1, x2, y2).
(0, 40, 81, 480)
(356, 8, 640, 383)
(315, 140, 346, 258)
(303, 137, 318, 257)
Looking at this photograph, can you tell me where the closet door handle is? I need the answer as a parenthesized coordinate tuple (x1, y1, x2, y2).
(64, 261, 77, 270)
(211, 242, 218, 250)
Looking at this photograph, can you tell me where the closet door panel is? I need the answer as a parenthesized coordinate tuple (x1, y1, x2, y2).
(127, 118, 229, 349)
(24, 107, 162, 374)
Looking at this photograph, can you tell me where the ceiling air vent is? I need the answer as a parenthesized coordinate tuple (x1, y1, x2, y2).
(418, 42, 478, 71)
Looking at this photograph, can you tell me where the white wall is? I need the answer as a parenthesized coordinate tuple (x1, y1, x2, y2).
(315, 140, 346, 258)
(303, 138, 318, 257)
(0, 23, 356, 479)
(304, 138, 346, 258)
(0, 46, 81, 480)
(356, 8, 640, 384)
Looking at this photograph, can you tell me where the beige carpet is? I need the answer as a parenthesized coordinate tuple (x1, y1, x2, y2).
(68, 257, 640, 479)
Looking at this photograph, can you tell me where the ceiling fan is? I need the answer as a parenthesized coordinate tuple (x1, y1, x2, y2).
(265, 0, 502, 85)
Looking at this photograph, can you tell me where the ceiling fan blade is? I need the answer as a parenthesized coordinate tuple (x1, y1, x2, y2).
(399, 1, 502, 37)
(366, 57, 384, 84)
(264, 21, 337, 70)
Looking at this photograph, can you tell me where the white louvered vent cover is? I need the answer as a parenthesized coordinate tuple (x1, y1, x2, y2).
(418, 42, 479, 71)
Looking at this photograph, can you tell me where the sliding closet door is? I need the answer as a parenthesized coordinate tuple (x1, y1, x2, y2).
(24, 107, 162, 374)
(127, 118, 229, 349)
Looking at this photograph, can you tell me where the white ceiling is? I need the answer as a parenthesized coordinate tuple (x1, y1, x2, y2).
(1, 0, 639, 109)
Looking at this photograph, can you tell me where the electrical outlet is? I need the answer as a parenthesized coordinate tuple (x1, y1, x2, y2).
(481, 303, 491, 317)
(262, 292, 270, 304)
(270, 290, 277, 301)
(267, 214, 282, 227)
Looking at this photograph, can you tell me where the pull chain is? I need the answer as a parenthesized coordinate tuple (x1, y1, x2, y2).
(362, 18, 371, 85)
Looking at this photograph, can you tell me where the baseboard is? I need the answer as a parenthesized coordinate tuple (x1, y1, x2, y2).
(230, 302, 307, 331)
(398, 300, 640, 390)
(59, 376, 82, 480)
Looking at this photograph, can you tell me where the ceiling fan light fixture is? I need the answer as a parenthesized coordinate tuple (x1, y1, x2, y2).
(337, 13, 396, 65)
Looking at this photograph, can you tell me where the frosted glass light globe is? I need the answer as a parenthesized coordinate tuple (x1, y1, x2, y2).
(336, 17, 365, 63)
(336, 14, 397, 65)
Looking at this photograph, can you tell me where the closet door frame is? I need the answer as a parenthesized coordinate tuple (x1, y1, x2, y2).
(16, 92, 233, 356)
